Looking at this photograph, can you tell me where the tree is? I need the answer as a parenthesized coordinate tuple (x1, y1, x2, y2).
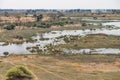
(82, 23, 87, 26)
(25, 12, 28, 17)
(49, 12, 64, 21)
(16, 15, 21, 26)
(49, 13, 56, 21)
(4, 12, 9, 23)
(36, 14, 43, 22)
(25, 12, 28, 23)
(33, 13, 37, 22)
(56, 11, 64, 19)
(4, 12, 9, 17)
(6, 65, 33, 80)
(3, 52, 9, 57)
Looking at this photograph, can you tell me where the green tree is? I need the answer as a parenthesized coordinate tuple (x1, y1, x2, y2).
(36, 14, 43, 22)
(6, 65, 33, 80)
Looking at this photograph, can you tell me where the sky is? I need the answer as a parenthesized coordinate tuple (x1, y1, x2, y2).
(0, 0, 120, 9)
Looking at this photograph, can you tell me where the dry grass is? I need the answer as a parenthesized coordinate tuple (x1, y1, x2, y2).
(0, 25, 103, 43)
(0, 54, 120, 80)
(57, 34, 120, 49)
(0, 16, 35, 23)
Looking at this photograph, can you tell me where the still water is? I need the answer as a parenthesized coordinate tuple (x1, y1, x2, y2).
(0, 22, 120, 55)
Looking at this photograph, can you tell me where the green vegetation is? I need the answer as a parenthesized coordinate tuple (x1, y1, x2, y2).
(53, 20, 67, 26)
(0, 25, 103, 43)
(36, 14, 43, 22)
(4, 25, 15, 30)
(6, 65, 33, 80)
(0, 11, 120, 80)
(82, 22, 87, 26)
(35, 22, 51, 28)
(3, 52, 9, 57)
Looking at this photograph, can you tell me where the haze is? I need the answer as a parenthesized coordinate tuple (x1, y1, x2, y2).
(0, 0, 120, 9)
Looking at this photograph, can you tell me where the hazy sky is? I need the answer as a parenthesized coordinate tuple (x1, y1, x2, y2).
(0, 0, 120, 9)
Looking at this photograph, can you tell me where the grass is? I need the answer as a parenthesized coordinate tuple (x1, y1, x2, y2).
(0, 25, 103, 43)
(0, 29, 47, 43)
(56, 34, 120, 49)
(0, 15, 120, 80)
(0, 54, 120, 80)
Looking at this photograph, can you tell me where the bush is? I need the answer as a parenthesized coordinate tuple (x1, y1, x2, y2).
(6, 65, 33, 80)
(4, 25, 15, 30)
(53, 20, 66, 26)
(36, 14, 43, 22)
(82, 23, 87, 26)
(3, 52, 9, 57)
(14, 35, 23, 40)
(37, 23, 51, 28)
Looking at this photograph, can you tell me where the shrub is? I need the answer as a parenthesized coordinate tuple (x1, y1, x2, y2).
(93, 17, 97, 20)
(82, 23, 87, 26)
(4, 25, 15, 30)
(37, 23, 50, 28)
(36, 14, 43, 22)
(6, 65, 33, 80)
(14, 35, 23, 40)
(3, 52, 9, 57)
(53, 20, 66, 26)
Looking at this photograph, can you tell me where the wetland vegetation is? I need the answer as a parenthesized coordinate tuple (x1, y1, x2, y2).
(0, 10, 120, 80)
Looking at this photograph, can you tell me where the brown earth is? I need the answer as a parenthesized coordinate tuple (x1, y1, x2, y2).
(0, 54, 120, 80)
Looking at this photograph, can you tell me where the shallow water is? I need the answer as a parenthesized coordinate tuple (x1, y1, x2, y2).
(0, 39, 65, 56)
(0, 28, 120, 55)
(102, 22, 120, 27)
(0, 21, 120, 55)
(82, 19, 120, 22)
(63, 48, 120, 54)
(33, 28, 120, 40)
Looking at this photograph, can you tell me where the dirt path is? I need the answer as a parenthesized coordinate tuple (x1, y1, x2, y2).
(23, 63, 39, 80)
(25, 63, 69, 80)
(2, 58, 15, 65)
(1, 55, 120, 80)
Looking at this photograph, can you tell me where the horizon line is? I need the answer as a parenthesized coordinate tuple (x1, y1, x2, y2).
(0, 8, 120, 10)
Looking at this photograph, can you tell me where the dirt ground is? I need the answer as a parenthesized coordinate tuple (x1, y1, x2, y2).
(0, 16, 35, 23)
(0, 54, 120, 80)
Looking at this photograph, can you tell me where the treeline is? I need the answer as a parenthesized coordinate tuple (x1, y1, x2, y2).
(1, 12, 74, 30)
(0, 9, 120, 14)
